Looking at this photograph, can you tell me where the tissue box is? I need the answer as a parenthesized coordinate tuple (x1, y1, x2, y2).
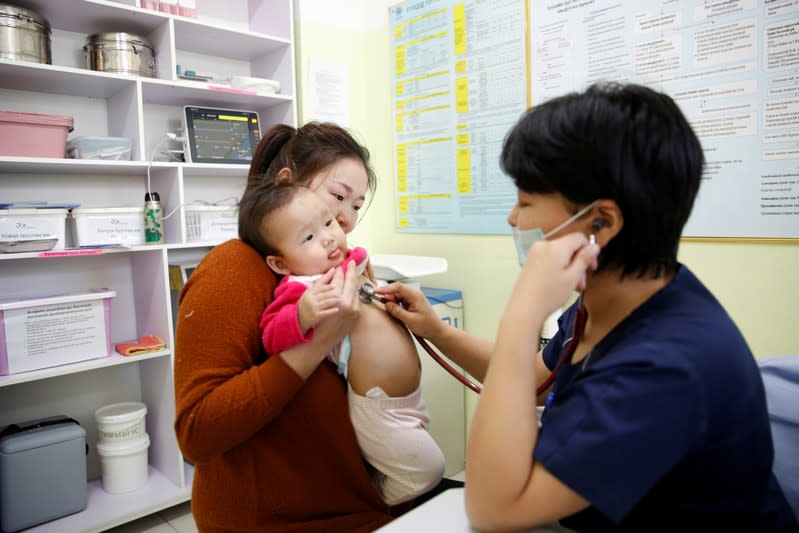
(0, 416, 88, 532)
(0, 289, 116, 375)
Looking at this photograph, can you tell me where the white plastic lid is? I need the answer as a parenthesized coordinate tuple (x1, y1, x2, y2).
(95, 401, 148, 424)
(0, 288, 116, 311)
(96, 434, 150, 456)
(0, 208, 68, 215)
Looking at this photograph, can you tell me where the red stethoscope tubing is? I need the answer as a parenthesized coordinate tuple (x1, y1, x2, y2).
(415, 334, 482, 394)
(413, 304, 587, 397)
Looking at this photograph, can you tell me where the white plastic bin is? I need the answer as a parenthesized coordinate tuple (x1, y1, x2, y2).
(96, 434, 150, 494)
(0, 289, 116, 375)
(68, 207, 145, 247)
(0, 208, 67, 250)
(185, 204, 238, 243)
(95, 402, 148, 444)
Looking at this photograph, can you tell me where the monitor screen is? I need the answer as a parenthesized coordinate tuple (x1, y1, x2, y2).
(184, 106, 261, 164)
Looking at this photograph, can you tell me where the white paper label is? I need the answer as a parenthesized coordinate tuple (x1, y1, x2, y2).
(200, 210, 238, 240)
(3, 300, 107, 373)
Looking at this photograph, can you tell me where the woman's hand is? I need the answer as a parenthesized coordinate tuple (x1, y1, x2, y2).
(375, 282, 446, 342)
(297, 272, 346, 333)
(280, 266, 361, 379)
(312, 266, 361, 348)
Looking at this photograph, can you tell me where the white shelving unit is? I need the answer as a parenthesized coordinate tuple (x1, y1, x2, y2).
(0, 1, 296, 531)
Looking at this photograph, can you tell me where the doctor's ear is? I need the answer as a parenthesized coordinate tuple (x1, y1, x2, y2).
(589, 200, 623, 244)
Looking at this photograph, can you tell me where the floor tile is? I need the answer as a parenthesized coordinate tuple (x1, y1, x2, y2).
(103, 512, 173, 533)
(160, 502, 198, 533)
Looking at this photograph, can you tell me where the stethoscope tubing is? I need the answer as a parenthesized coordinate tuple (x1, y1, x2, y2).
(415, 333, 559, 397)
(361, 281, 582, 398)
(415, 334, 483, 394)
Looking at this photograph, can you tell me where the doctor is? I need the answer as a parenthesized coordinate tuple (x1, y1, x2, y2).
(376, 82, 798, 532)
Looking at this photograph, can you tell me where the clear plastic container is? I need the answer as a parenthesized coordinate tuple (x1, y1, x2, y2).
(66, 136, 132, 160)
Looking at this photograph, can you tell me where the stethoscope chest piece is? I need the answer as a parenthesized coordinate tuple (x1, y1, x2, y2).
(359, 282, 388, 304)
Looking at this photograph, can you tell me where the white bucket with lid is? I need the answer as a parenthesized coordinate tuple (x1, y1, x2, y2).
(95, 401, 147, 443)
(96, 434, 150, 494)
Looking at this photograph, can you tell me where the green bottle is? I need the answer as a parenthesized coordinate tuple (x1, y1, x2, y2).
(144, 192, 164, 244)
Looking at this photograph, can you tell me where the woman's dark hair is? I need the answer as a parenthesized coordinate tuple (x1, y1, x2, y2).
(501, 82, 704, 277)
(245, 121, 376, 196)
(239, 121, 377, 255)
(237, 181, 304, 258)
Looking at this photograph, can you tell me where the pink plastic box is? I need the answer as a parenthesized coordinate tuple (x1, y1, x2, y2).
(0, 289, 115, 375)
(0, 110, 74, 158)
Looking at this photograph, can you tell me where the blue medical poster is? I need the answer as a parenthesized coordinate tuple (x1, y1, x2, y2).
(389, 0, 528, 234)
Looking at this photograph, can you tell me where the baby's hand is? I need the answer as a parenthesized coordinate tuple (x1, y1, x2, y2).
(298, 273, 342, 333)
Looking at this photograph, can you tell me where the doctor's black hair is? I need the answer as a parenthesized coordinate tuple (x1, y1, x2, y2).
(500, 81, 704, 278)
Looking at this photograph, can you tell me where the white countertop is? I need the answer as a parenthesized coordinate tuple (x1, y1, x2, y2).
(376, 488, 576, 532)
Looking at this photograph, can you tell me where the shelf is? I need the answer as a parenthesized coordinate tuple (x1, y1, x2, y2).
(0, 1, 294, 530)
(14, 0, 168, 37)
(173, 17, 290, 60)
(25, 464, 192, 533)
(142, 78, 293, 108)
(0, 59, 135, 98)
(0, 350, 171, 388)
(0, 157, 150, 175)
(0, 59, 293, 109)
(0, 157, 251, 177)
(179, 162, 249, 177)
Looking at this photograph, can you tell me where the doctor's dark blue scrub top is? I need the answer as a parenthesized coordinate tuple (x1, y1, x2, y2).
(536, 265, 798, 533)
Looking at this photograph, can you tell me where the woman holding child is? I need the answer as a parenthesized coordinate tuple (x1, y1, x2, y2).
(173, 123, 427, 533)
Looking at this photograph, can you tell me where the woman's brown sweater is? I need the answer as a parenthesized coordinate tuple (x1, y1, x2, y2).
(174, 240, 394, 532)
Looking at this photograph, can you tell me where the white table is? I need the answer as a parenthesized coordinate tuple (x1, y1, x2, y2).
(376, 488, 576, 532)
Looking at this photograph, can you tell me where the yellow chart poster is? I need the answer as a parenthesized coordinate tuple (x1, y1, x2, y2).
(390, 0, 527, 234)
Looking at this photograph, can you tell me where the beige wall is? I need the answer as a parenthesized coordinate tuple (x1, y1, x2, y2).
(295, 7, 799, 423)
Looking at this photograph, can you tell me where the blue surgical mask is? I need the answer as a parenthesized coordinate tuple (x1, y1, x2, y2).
(512, 200, 598, 266)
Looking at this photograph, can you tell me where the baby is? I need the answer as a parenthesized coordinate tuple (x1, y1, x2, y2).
(250, 181, 444, 505)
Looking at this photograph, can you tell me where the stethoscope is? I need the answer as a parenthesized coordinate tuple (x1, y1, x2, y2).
(358, 281, 589, 397)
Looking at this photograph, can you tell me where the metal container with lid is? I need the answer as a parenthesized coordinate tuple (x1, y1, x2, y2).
(0, 3, 51, 64)
(84, 32, 155, 78)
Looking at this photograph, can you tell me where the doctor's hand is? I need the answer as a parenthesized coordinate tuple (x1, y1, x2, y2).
(375, 282, 446, 342)
(519, 232, 600, 316)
